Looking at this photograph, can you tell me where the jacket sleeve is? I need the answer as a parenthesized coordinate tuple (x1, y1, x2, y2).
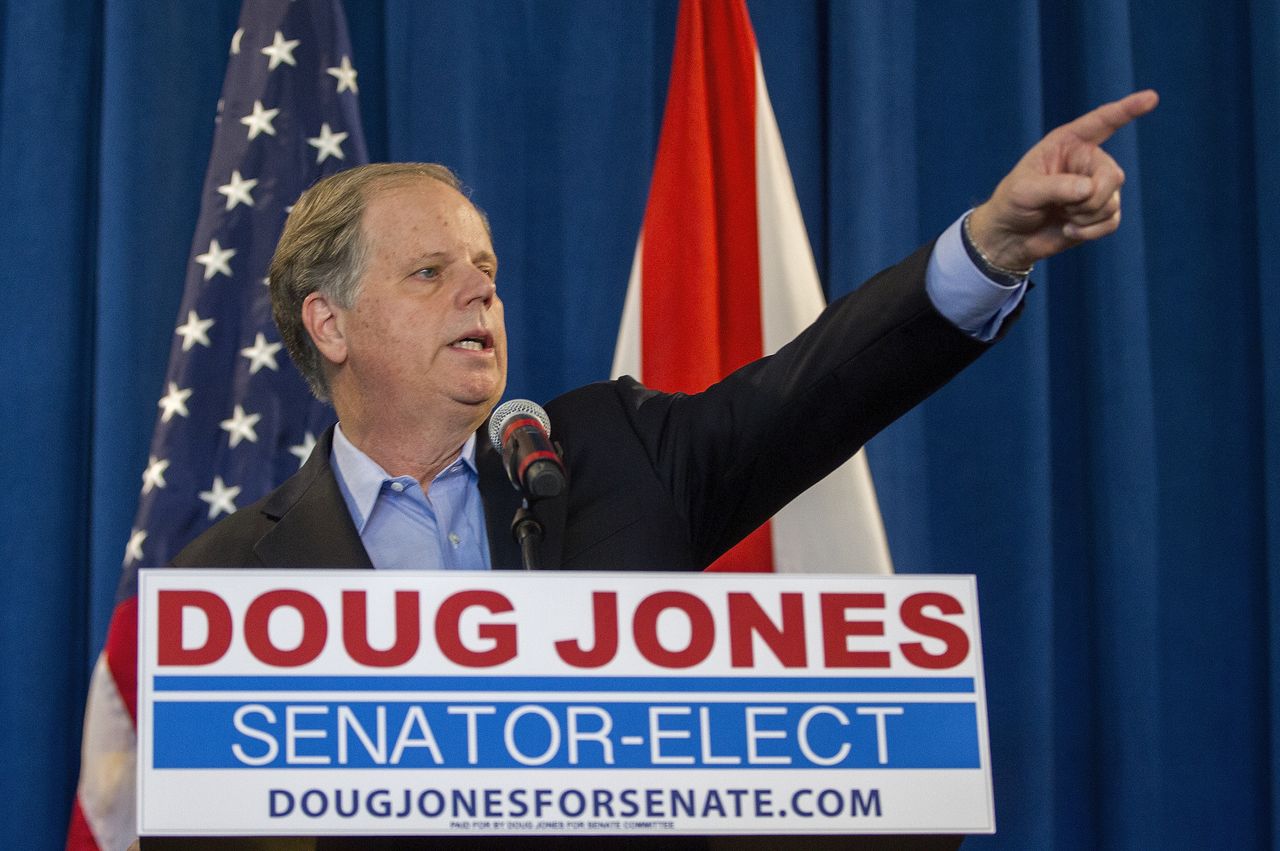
(610, 242, 1020, 565)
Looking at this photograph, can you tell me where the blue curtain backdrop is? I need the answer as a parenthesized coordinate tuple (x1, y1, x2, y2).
(1, 0, 1276, 847)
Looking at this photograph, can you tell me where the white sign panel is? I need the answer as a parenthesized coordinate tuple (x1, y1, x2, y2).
(138, 570, 994, 837)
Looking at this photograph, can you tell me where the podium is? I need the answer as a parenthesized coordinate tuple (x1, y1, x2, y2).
(137, 570, 992, 844)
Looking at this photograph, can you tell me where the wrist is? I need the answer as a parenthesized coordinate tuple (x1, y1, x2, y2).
(962, 210, 1033, 285)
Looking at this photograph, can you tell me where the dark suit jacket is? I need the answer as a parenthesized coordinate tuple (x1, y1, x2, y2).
(173, 244, 1003, 573)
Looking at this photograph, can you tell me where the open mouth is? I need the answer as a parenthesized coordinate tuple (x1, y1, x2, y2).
(449, 331, 493, 352)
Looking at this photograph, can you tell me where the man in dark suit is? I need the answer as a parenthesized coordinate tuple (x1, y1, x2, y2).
(160, 92, 1158, 851)
(175, 91, 1156, 573)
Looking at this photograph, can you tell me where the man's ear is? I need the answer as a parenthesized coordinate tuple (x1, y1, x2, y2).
(302, 292, 348, 366)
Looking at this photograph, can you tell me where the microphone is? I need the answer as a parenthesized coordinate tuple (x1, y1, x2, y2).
(488, 399, 566, 501)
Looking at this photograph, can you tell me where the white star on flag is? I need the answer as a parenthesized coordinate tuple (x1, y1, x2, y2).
(141, 456, 170, 495)
(198, 476, 242, 519)
(124, 529, 146, 565)
(220, 404, 262, 448)
(230, 27, 244, 55)
(240, 332, 283, 374)
(174, 310, 214, 351)
(217, 170, 258, 210)
(261, 30, 300, 70)
(289, 431, 318, 468)
(157, 382, 192, 423)
(326, 56, 358, 93)
(195, 238, 236, 280)
(307, 123, 348, 163)
(240, 99, 280, 140)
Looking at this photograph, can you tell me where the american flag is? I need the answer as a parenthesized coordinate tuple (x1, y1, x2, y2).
(67, 1, 366, 847)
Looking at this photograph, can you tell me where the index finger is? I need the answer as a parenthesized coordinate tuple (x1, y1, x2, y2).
(1063, 89, 1159, 145)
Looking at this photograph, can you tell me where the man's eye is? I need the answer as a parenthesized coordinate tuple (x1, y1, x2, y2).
(415, 267, 439, 279)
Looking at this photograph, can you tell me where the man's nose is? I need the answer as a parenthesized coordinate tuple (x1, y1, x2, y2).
(456, 265, 496, 307)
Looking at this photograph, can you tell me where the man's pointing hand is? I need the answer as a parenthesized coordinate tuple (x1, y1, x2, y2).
(967, 89, 1159, 272)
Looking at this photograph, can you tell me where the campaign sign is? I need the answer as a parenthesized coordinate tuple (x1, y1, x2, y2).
(137, 570, 994, 837)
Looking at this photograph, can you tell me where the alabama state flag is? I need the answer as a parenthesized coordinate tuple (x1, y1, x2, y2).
(612, 0, 892, 575)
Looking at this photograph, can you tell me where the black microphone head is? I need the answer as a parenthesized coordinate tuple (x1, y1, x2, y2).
(489, 399, 552, 451)
(523, 459, 566, 499)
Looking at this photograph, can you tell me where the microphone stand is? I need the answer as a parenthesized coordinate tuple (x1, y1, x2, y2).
(511, 504, 545, 571)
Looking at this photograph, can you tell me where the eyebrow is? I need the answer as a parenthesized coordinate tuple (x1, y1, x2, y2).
(408, 250, 498, 267)
(408, 251, 448, 266)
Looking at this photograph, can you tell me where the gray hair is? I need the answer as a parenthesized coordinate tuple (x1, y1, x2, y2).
(269, 162, 471, 401)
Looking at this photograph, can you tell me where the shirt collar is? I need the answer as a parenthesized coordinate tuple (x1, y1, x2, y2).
(330, 423, 478, 533)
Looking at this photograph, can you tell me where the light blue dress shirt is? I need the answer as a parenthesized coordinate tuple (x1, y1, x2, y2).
(331, 424, 492, 570)
(330, 211, 1027, 570)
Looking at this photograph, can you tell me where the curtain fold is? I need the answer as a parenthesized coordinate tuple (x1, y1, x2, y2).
(1251, 1, 1280, 846)
(0, 0, 1272, 846)
(0, 0, 103, 841)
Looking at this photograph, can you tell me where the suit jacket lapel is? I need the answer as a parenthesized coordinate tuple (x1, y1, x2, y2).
(533, 440, 568, 569)
(254, 426, 373, 569)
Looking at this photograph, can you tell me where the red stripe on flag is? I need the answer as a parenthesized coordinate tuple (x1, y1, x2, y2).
(104, 597, 139, 725)
(641, 0, 772, 571)
(642, 0, 760, 388)
(65, 798, 102, 851)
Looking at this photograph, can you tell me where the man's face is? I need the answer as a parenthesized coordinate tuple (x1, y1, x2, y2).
(335, 178, 506, 426)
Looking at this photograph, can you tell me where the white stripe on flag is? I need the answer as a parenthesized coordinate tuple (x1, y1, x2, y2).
(612, 235, 644, 379)
(75, 656, 137, 851)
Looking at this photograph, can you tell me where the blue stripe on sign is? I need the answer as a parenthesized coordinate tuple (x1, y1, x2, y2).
(152, 675, 974, 693)
(152, 699, 981, 769)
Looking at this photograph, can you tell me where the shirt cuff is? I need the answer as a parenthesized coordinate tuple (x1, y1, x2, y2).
(925, 211, 1028, 342)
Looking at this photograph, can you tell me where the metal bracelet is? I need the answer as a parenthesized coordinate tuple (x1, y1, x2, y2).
(962, 213, 1034, 280)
